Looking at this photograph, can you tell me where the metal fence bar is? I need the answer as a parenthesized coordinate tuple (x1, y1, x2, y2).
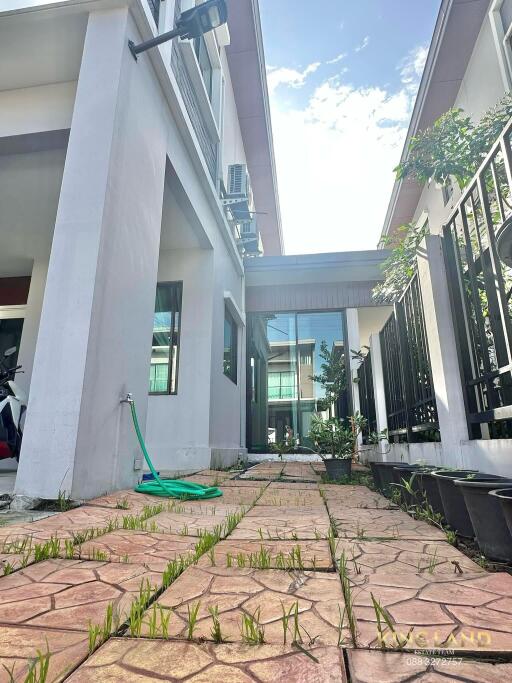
(357, 352, 377, 441)
(380, 272, 439, 442)
(443, 116, 512, 437)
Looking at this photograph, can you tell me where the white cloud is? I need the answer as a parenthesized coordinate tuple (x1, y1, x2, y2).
(326, 52, 347, 65)
(266, 62, 321, 94)
(268, 64, 420, 254)
(400, 45, 428, 93)
(355, 35, 370, 52)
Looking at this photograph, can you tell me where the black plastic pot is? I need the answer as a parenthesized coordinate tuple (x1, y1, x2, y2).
(369, 462, 382, 490)
(432, 470, 479, 537)
(455, 478, 512, 561)
(374, 462, 406, 494)
(414, 468, 445, 518)
(325, 459, 352, 480)
(489, 488, 512, 539)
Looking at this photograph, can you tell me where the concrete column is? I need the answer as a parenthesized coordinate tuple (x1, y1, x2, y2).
(369, 332, 389, 457)
(15, 8, 167, 500)
(416, 235, 469, 467)
(16, 260, 48, 397)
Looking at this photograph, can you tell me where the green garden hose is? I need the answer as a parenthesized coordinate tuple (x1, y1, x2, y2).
(127, 397, 223, 500)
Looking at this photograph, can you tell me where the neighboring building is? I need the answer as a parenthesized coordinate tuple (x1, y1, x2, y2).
(372, 0, 512, 475)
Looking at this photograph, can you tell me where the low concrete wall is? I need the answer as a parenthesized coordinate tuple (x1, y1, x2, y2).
(365, 440, 512, 478)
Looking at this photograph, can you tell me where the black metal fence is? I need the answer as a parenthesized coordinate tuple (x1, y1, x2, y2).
(357, 352, 377, 443)
(443, 118, 512, 438)
(380, 273, 439, 442)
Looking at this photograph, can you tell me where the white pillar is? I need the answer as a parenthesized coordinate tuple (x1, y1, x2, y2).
(15, 8, 167, 500)
(346, 309, 363, 447)
(16, 260, 48, 397)
(416, 235, 469, 467)
(369, 332, 389, 457)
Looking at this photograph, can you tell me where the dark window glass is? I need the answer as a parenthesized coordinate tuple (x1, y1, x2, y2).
(224, 307, 238, 384)
(149, 282, 182, 395)
(0, 318, 24, 366)
(194, 36, 213, 100)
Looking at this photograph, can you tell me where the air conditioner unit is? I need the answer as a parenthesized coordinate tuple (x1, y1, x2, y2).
(237, 219, 263, 256)
(228, 164, 251, 199)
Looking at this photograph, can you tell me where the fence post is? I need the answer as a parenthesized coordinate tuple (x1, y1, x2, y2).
(369, 332, 389, 457)
(416, 234, 469, 466)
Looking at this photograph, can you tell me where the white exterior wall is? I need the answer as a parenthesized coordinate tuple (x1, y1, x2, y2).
(220, 49, 247, 186)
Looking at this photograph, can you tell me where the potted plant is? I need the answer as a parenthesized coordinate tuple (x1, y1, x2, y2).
(309, 413, 366, 480)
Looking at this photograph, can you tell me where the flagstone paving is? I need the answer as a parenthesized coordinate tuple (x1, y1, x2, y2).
(331, 508, 447, 540)
(142, 565, 344, 644)
(0, 559, 162, 631)
(75, 530, 198, 569)
(66, 639, 347, 682)
(347, 650, 512, 682)
(2, 464, 512, 682)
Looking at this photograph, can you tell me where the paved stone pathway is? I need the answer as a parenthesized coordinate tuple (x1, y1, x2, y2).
(0, 461, 511, 681)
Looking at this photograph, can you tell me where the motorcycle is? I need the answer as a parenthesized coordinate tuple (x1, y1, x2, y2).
(0, 347, 26, 461)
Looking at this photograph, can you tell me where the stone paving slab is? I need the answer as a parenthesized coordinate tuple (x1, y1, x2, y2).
(0, 625, 88, 682)
(67, 639, 347, 682)
(181, 475, 229, 487)
(230, 515, 330, 540)
(268, 481, 322, 490)
(218, 479, 270, 488)
(346, 571, 512, 652)
(197, 539, 333, 570)
(334, 539, 485, 576)
(322, 486, 397, 510)
(347, 649, 512, 682)
(0, 553, 30, 574)
(0, 559, 162, 632)
(330, 508, 447, 540)
(256, 490, 324, 507)
(148, 511, 232, 537)
(216, 488, 265, 505)
(76, 531, 198, 570)
(143, 565, 344, 645)
(196, 470, 239, 480)
(86, 490, 163, 512)
(246, 505, 328, 518)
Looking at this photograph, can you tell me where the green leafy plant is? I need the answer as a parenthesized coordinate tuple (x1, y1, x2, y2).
(371, 593, 414, 650)
(309, 413, 367, 460)
(208, 605, 226, 643)
(338, 552, 358, 647)
(269, 440, 295, 460)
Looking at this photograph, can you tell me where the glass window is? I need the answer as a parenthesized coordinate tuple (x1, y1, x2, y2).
(149, 282, 182, 395)
(0, 318, 24, 366)
(224, 307, 238, 384)
(246, 311, 348, 451)
(194, 36, 213, 101)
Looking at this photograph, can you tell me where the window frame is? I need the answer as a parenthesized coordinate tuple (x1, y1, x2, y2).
(149, 281, 183, 396)
(223, 305, 238, 385)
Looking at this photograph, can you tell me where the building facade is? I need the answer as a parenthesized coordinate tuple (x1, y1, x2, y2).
(0, 0, 284, 501)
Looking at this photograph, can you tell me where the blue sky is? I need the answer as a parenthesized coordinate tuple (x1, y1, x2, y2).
(259, 0, 441, 254)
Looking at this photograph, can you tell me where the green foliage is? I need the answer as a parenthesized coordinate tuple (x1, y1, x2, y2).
(309, 340, 347, 411)
(269, 440, 295, 460)
(373, 222, 430, 302)
(395, 93, 512, 189)
(309, 413, 366, 460)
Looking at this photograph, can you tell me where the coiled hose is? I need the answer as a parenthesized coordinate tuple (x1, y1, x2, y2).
(128, 397, 223, 500)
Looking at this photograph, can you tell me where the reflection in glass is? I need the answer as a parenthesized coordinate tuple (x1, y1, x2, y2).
(149, 282, 182, 394)
(247, 310, 347, 451)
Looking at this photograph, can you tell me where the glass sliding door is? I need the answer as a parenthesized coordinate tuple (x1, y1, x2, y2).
(247, 310, 347, 451)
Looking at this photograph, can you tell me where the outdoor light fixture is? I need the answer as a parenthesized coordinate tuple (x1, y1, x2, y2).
(496, 216, 512, 267)
(129, 0, 228, 60)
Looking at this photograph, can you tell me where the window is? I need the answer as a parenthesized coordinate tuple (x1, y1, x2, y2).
(223, 306, 238, 384)
(149, 282, 182, 395)
(194, 36, 213, 100)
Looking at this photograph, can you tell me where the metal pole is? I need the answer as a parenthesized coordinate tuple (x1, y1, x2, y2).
(128, 27, 181, 61)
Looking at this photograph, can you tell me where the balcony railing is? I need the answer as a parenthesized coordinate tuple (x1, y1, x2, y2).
(171, 0, 219, 183)
(443, 117, 512, 438)
(357, 352, 377, 443)
(380, 273, 439, 442)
